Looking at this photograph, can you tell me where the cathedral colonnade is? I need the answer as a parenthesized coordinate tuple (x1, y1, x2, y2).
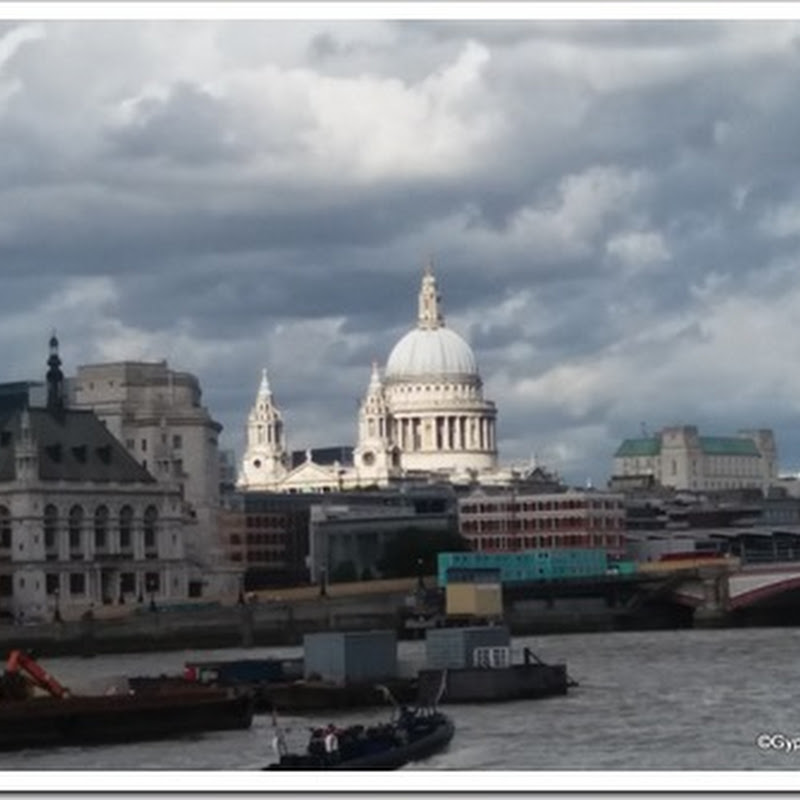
(391, 413, 496, 453)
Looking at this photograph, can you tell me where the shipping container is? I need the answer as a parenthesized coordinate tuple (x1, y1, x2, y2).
(303, 630, 398, 685)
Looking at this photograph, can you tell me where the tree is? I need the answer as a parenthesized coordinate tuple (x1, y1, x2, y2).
(376, 525, 470, 579)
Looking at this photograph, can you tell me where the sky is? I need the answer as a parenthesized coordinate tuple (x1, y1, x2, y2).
(4, 6, 800, 486)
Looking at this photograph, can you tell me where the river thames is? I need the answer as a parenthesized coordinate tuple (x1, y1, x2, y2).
(6, 626, 800, 790)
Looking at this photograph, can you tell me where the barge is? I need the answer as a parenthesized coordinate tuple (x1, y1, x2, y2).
(174, 626, 571, 713)
(0, 650, 253, 751)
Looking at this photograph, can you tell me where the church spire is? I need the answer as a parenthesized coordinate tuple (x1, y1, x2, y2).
(417, 259, 444, 330)
(46, 331, 64, 412)
(368, 360, 382, 391)
(258, 367, 271, 398)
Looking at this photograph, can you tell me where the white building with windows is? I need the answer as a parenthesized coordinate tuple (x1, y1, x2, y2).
(0, 338, 190, 623)
(237, 266, 517, 493)
(71, 360, 236, 595)
(612, 425, 778, 493)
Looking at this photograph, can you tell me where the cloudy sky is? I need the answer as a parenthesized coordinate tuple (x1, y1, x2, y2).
(4, 8, 800, 485)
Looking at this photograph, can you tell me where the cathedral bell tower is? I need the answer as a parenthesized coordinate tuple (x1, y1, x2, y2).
(237, 369, 289, 490)
(354, 361, 394, 482)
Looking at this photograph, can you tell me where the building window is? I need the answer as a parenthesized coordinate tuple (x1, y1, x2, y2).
(45, 573, 59, 595)
(69, 573, 85, 595)
(141, 439, 147, 452)
(120, 572, 136, 594)
(144, 505, 158, 554)
(44, 504, 58, 551)
(172, 434, 182, 450)
(145, 571, 160, 593)
(119, 506, 133, 551)
(0, 575, 11, 597)
(0, 506, 10, 550)
(68, 505, 84, 551)
(94, 505, 109, 550)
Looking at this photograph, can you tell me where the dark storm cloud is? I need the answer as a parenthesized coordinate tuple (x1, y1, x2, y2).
(5, 18, 800, 484)
(0, 179, 457, 279)
(106, 82, 243, 164)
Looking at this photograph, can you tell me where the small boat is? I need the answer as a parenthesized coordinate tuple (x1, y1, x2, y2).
(265, 707, 454, 770)
(264, 672, 453, 770)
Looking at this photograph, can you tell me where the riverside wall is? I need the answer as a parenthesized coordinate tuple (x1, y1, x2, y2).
(0, 589, 693, 659)
(0, 591, 409, 658)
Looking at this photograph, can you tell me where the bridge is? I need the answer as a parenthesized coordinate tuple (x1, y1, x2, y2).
(497, 551, 800, 628)
(670, 560, 800, 616)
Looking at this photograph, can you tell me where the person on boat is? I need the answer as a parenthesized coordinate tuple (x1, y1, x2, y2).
(323, 724, 339, 761)
(308, 727, 326, 758)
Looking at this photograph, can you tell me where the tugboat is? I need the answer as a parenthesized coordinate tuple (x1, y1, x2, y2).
(265, 671, 454, 770)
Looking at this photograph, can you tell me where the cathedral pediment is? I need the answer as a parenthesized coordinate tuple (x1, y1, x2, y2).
(281, 460, 340, 487)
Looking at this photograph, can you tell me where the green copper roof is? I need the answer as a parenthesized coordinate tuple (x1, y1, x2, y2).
(699, 437, 760, 456)
(616, 435, 761, 458)
(615, 438, 661, 457)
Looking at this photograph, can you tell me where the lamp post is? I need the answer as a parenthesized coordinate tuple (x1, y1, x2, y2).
(416, 557, 425, 591)
(319, 565, 328, 597)
(53, 587, 62, 623)
(237, 574, 246, 605)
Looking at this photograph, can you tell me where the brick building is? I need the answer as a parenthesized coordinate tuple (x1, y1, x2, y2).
(458, 489, 626, 557)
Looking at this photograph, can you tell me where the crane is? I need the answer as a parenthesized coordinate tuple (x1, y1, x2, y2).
(4, 650, 70, 698)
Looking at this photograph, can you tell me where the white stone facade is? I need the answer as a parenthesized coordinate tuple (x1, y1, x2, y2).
(0, 472, 187, 623)
(237, 267, 510, 494)
(612, 426, 778, 493)
(0, 387, 190, 623)
(71, 361, 233, 592)
(237, 369, 290, 491)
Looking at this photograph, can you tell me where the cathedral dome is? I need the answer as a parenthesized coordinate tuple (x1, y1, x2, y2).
(384, 265, 479, 381)
(385, 327, 478, 380)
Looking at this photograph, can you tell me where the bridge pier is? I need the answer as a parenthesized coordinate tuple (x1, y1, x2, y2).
(692, 605, 729, 627)
(691, 571, 731, 627)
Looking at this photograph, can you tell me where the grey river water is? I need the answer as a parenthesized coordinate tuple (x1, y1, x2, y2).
(5, 626, 800, 786)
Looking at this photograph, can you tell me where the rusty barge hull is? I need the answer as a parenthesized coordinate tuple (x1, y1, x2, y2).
(0, 690, 254, 751)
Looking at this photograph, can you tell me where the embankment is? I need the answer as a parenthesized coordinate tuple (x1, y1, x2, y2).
(0, 584, 694, 658)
